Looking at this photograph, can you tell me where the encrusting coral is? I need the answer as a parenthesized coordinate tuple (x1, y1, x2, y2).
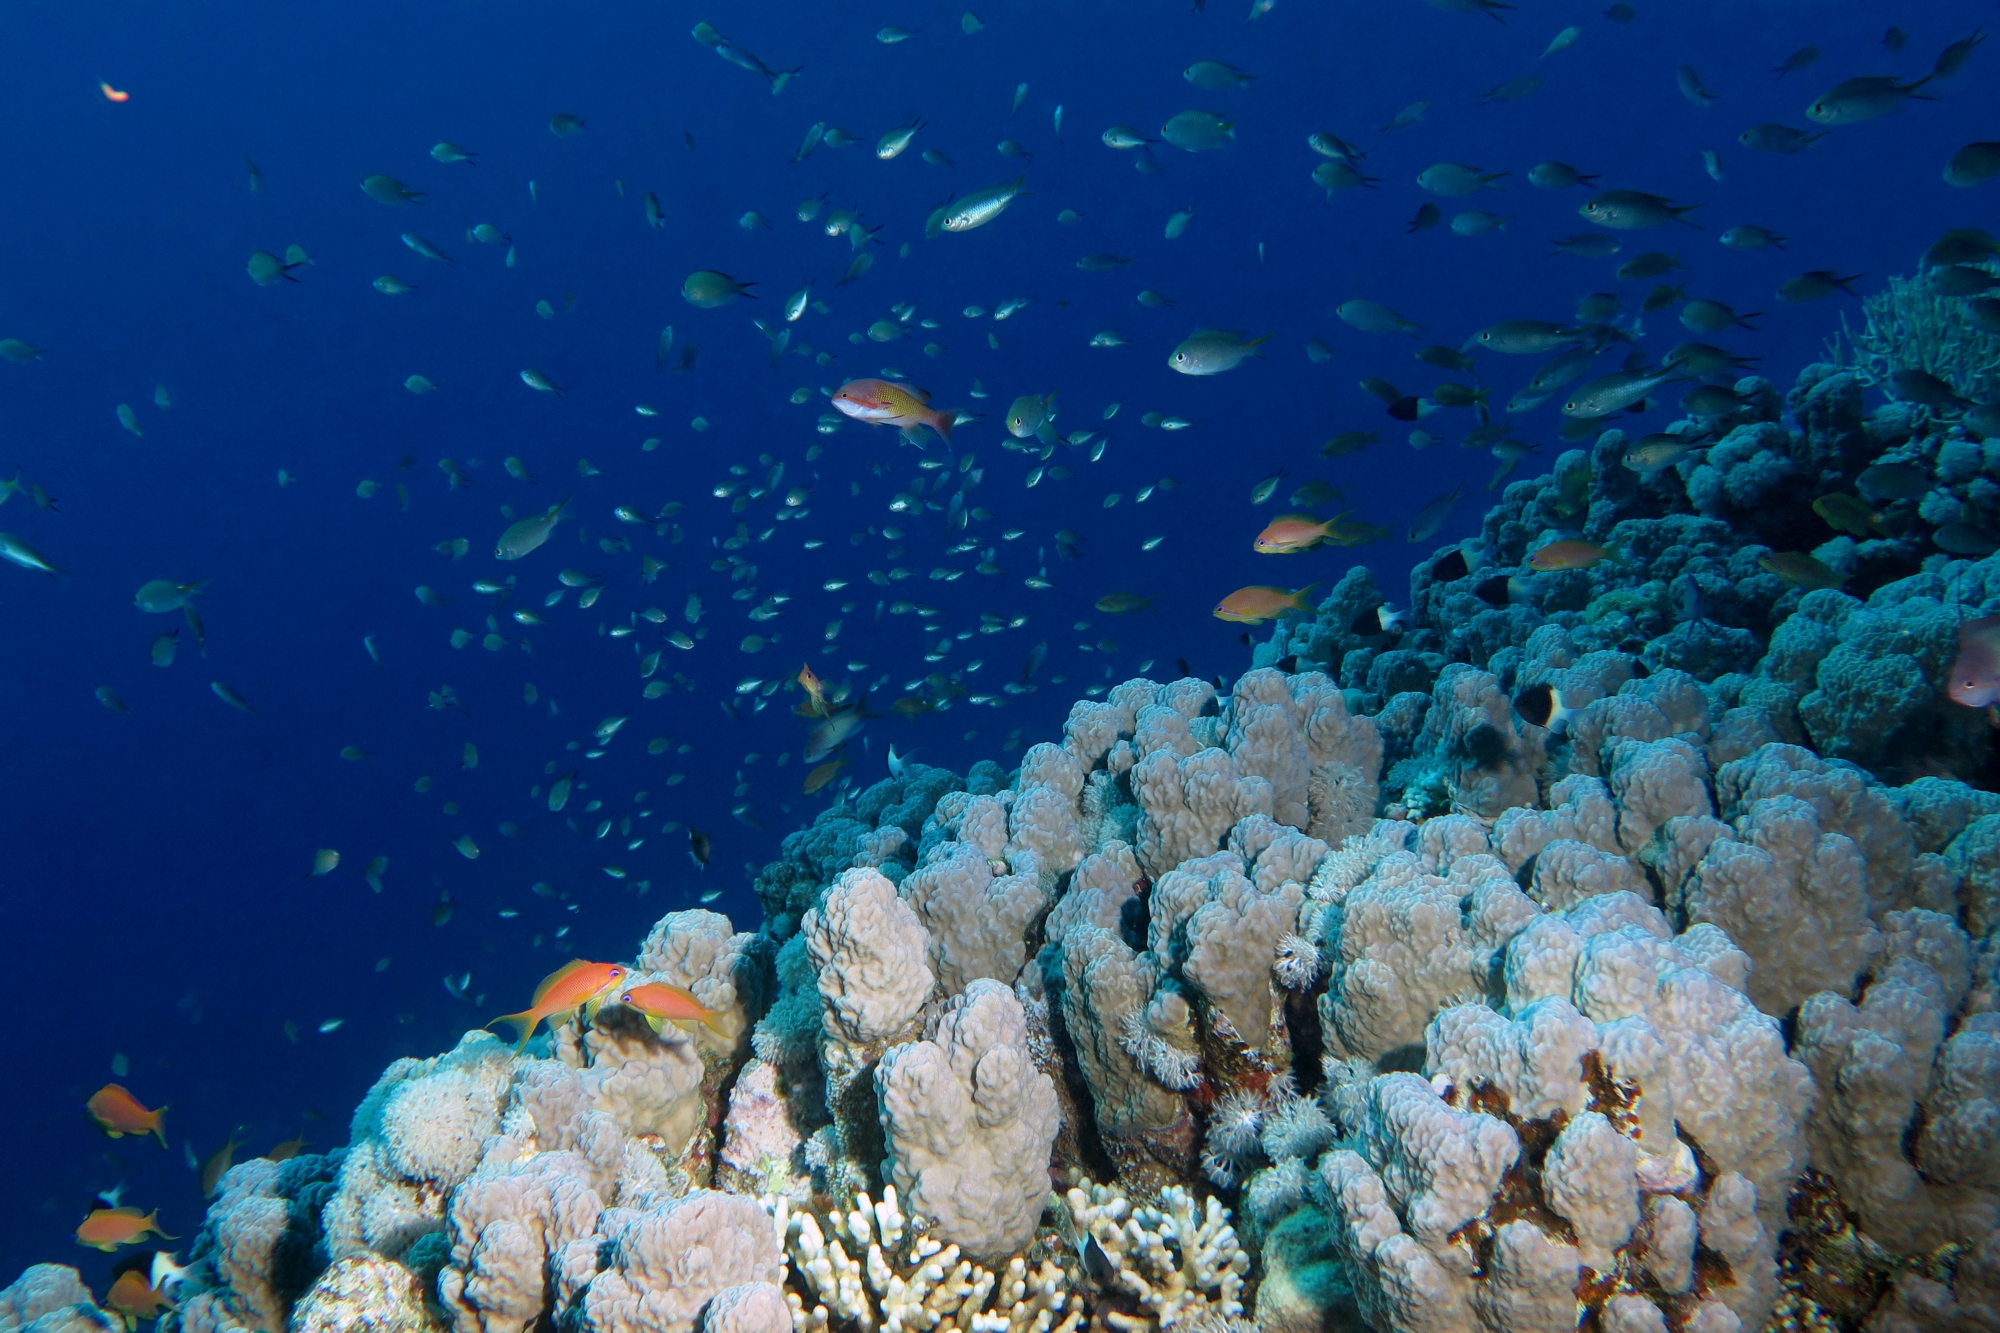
(25, 329, 2000, 1333)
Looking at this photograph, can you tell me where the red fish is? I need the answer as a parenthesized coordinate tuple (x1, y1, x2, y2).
(488, 960, 629, 1051)
(86, 1086, 167, 1147)
(1212, 584, 1319, 624)
(831, 379, 956, 442)
(106, 1270, 175, 1323)
(76, 1208, 173, 1252)
(1252, 514, 1340, 554)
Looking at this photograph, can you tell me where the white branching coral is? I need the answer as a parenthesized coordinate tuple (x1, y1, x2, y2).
(764, 1188, 1079, 1333)
(1063, 1180, 1250, 1332)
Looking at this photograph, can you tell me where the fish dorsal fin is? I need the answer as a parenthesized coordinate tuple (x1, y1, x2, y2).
(1274, 512, 1323, 524)
(533, 958, 595, 1005)
(910, 386, 931, 403)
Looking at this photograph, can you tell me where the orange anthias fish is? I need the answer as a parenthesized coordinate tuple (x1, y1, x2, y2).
(86, 1085, 168, 1147)
(106, 1270, 175, 1323)
(831, 378, 957, 442)
(488, 959, 630, 1051)
(1213, 584, 1320, 624)
(796, 662, 829, 717)
(1948, 615, 2000, 709)
(75, 1208, 173, 1252)
(263, 1135, 311, 1162)
(1253, 514, 1340, 554)
(618, 981, 728, 1037)
(100, 82, 131, 103)
(1527, 539, 1622, 571)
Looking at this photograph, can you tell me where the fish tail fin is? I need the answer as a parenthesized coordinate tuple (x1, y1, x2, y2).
(770, 68, 800, 95)
(932, 409, 954, 442)
(486, 1011, 538, 1051)
(1548, 688, 1574, 735)
(1290, 583, 1321, 611)
(152, 1115, 169, 1150)
(701, 1013, 731, 1039)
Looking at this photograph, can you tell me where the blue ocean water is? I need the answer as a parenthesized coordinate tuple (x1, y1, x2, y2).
(0, 0, 1990, 1281)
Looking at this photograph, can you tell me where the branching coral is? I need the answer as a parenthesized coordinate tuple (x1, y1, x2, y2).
(766, 1188, 1079, 1333)
(1063, 1180, 1250, 1332)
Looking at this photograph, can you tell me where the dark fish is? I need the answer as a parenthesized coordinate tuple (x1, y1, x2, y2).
(1777, 270, 1862, 302)
(432, 887, 453, 926)
(1177, 657, 1194, 678)
(1666, 342, 1758, 376)
(1948, 616, 2000, 707)
(1348, 604, 1408, 637)
(1408, 202, 1442, 233)
(1934, 31, 1985, 81)
(1388, 396, 1424, 421)
(1964, 404, 2000, 439)
(1550, 233, 1623, 257)
(1925, 229, 1998, 266)
(1856, 462, 1932, 501)
(1617, 251, 1684, 280)
(1511, 683, 1572, 733)
(1576, 290, 1624, 320)
(1882, 26, 1905, 53)
(1931, 266, 2000, 297)
(1759, 551, 1844, 588)
(1937, 523, 2000, 557)
(1431, 548, 1471, 581)
(1321, 430, 1378, 457)
(1739, 123, 1829, 154)
(1969, 298, 2000, 334)
(1474, 573, 1525, 607)
(1682, 385, 1752, 417)
(1603, 3, 1635, 21)
(1482, 76, 1543, 103)
(1416, 344, 1476, 372)
(1022, 641, 1048, 682)
(1891, 368, 1970, 412)
(1360, 377, 1404, 403)
(1528, 161, 1599, 189)
(1676, 65, 1718, 109)
(1642, 281, 1689, 312)
(688, 827, 712, 868)
(1773, 46, 1820, 78)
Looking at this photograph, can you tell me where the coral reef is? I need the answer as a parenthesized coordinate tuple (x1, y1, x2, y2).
(25, 327, 2000, 1333)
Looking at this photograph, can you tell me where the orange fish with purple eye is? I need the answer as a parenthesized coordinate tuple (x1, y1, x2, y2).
(100, 82, 130, 102)
(487, 960, 629, 1051)
(86, 1085, 168, 1147)
(1252, 513, 1340, 554)
(831, 378, 957, 442)
(1212, 584, 1320, 624)
(616, 981, 729, 1038)
(75, 1208, 173, 1252)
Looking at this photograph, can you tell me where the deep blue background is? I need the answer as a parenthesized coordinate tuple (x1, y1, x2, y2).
(0, 0, 1988, 1283)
